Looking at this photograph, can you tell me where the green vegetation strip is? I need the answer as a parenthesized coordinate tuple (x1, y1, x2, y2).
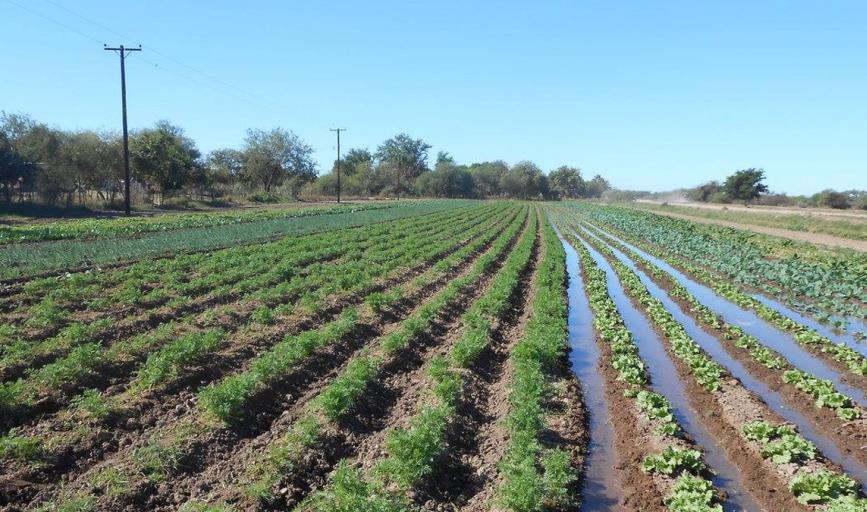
(580, 221, 864, 421)
(240, 207, 528, 504)
(25, 207, 526, 512)
(580, 220, 867, 421)
(0, 201, 413, 245)
(567, 202, 865, 331)
(300, 209, 540, 511)
(197, 208, 520, 424)
(564, 227, 722, 512)
(573, 219, 867, 508)
(0, 203, 495, 349)
(0, 206, 508, 416)
(496, 215, 578, 511)
(0, 199, 476, 279)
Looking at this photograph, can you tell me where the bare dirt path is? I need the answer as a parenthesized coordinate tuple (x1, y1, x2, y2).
(648, 209, 867, 252)
(635, 200, 867, 221)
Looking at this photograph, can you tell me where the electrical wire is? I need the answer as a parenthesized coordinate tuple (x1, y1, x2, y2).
(4, 0, 316, 119)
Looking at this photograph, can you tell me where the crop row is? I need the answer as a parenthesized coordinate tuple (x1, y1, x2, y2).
(572, 220, 867, 509)
(0, 207, 512, 423)
(0, 202, 498, 338)
(568, 203, 865, 331)
(31, 206, 530, 511)
(575, 222, 867, 472)
(0, 200, 475, 280)
(238, 207, 529, 508)
(0, 201, 418, 245)
(0, 207, 525, 501)
(579, 221, 866, 422)
(299, 208, 541, 512)
(563, 228, 722, 511)
(497, 214, 578, 511)
(196, 208, 527, 426)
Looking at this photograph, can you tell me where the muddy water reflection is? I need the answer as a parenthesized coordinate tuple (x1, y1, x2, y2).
(584, 228, 867, 492)
(553, 222, 623, 510)
(573, 231, 758, 512)
(588, 225, 867, 408)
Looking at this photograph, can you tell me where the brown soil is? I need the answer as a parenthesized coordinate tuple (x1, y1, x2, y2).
(624, 250, 867, 468)
(428, 214, 545, 511)
(0, 208, 500, 384)
(178, 211, 535, 511)
(2, 212, 523, 510)
(0, 211, 512, 434)
(596, 338, 667, 511)
(567, 251, 666, 512)
(648, 210, 867, 252)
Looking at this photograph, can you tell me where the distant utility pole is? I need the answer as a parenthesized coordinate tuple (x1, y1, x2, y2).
(104, 44, 141, 216)
(329, 128, 347, 203)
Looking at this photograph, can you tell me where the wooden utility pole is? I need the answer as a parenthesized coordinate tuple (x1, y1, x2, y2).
(104, 44, 141, 215)
(329, 128, 347, 203)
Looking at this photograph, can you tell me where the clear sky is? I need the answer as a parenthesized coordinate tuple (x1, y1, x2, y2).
(2, 0, 866, 195)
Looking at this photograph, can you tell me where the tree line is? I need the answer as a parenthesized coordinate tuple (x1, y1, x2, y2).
(687, 169, 867, 209)
(0, 112, 611, 209)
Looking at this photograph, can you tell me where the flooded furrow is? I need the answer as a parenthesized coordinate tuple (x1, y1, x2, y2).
(589, 223, 867, 408)
(553, 223, 622, 511)
(582, 226, 867, 492)
(573, 231, 759, 512)
(751, 293, 867, 358)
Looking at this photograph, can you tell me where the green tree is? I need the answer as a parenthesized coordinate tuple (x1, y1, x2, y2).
(585, 174, 611, 198)
(548, 165, 585, 199)
(0, 134, 34, 204)
(723, 168, 768, 204)
(375, 133, 431, 198)
(242, 128, 316, 195)
(687, 180, 722, 202)
(500, 161, 550, 199)
(468, 161, 508, 198)
(415, 160, 475, 198)
(204, 148, 243, 196)
(130, 121, 202, 201)
(814, 189, 851, 209)
(339, 148, 373, 176)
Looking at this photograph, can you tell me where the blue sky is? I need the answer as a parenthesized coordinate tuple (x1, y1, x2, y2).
(2, 0, 866, 194)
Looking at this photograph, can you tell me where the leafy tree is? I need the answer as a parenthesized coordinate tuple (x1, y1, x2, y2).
(687, 181, 722, 202)
(0, 135, 34, 204)
(468, 161, 508, 198)
(435, 151, 455, 170)
(203, 148, 244, 196)
(130, 121, 202, 201)
(375, 133, 431, 198)
(242, 128, 316, 194)
(21, 125, 70, 205)
(548, 165, 585, 199)
(723, 168, 768, 204)
(585, 174, 611, 198)
(339, 148, 373, 176)
(416, 161, 475, 198)
(814, 189, 851, 209)
(500, 161, 550, 199)
(60, 131, 122, 205)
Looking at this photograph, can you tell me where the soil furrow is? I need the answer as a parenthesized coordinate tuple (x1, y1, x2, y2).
(180, 210, 533, 511)
(11, 209, 526, 511)
(5, 211, 519, 510)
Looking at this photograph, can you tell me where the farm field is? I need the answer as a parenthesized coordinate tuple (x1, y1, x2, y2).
(1, 199, 867, 512)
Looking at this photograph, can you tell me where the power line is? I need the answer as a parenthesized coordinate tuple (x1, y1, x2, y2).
(37, 0, 299, 113)
(4, 0, 106, 45)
